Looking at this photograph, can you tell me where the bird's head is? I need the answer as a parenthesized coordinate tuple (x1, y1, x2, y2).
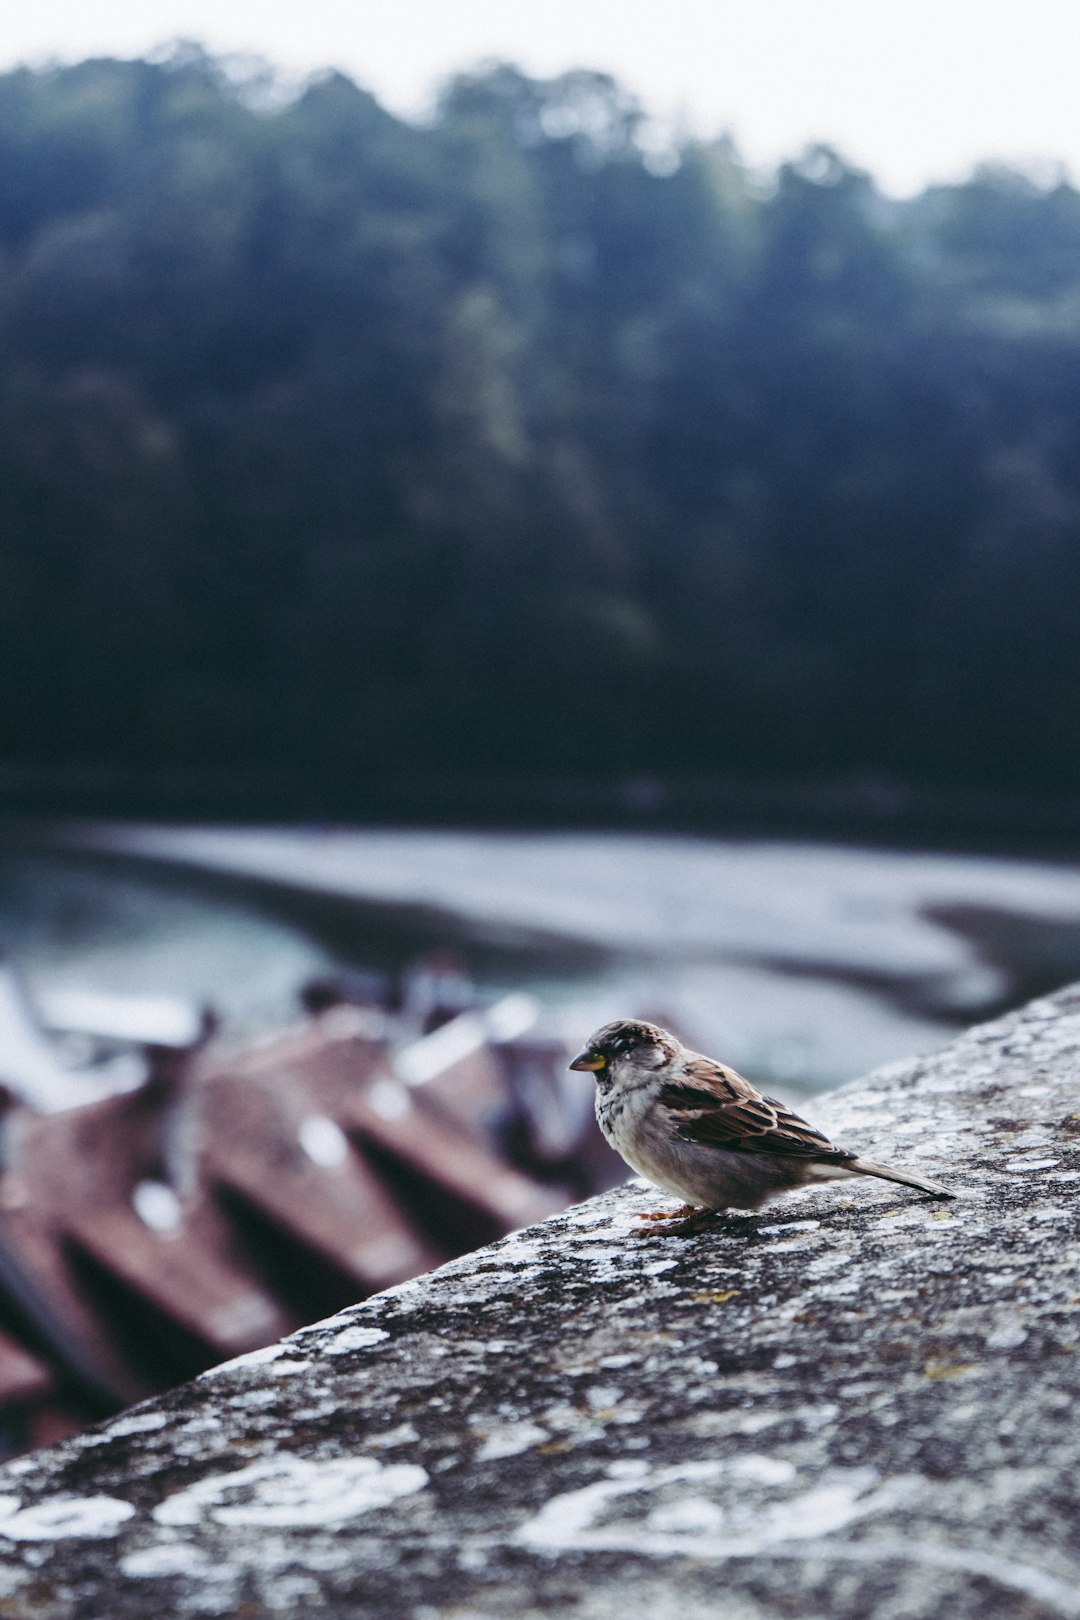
(569, 1018, 680, 1086)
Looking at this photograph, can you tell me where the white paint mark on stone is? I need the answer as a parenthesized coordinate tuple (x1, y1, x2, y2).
(520, 1461, 722, 1550)
(694, 1410, 784, 1438)
(260, 1357, 313, 1378)
(985, 1318, 1029, 1350)
(0, 1459, 35, 1477)
(103, 1411, 169, 1440)
(322, 1325, 390, 1356)
(225, 1388, 283, 1414)
(793, 1406, 841, 1432)
(120, 1542, 216, 1579)
(516, 1462, 915, 1559)
(494, 1241, 543, 1265)
(647, 1497, 727, 1534)
(606, 1460, 650, 1478)
(368, 1423, 419, 1450)
(153, 1454, 428, 1529)
(475, 1423, 550, 1462)
(0, 1495, 135, 1541)
(1004, 1158, 1060, 1172)
(730, 1456, 798, 1486)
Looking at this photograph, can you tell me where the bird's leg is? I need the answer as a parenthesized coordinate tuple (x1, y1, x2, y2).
(634, 1205, 721, 1238)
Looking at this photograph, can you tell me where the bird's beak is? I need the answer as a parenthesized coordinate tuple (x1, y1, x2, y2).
(569, 1050, 606, 1072)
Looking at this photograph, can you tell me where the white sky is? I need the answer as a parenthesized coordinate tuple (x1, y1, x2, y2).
(3, 0, 1079, 196)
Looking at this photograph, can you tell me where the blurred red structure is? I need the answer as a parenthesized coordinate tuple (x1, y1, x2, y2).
(0, 963, 602, 1458)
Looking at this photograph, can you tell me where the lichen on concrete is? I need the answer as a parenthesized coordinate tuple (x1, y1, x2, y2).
(0, 986, 1078, 1617)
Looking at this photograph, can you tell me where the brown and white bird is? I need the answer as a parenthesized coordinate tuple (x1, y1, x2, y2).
(570, 1018, 953, 1218)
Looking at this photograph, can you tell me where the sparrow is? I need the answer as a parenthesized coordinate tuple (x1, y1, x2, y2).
(570, 1018, 954, 1220)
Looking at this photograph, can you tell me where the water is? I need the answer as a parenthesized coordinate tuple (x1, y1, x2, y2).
(0, 849, 333, 1040)
(7, 827, 1080, 1095)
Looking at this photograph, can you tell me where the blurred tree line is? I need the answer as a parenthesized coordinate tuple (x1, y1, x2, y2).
(3, 45, 1080, 814)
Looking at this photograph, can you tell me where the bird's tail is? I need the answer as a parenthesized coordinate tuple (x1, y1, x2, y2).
(847, 1157, 955, 1198)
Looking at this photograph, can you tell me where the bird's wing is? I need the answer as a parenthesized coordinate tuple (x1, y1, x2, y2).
(658, 1058, 854, 1162)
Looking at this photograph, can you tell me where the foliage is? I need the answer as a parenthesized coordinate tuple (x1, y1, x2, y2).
(3, 47, 1080, 805)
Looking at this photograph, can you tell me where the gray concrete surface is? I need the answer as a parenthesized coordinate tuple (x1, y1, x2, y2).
(0, 986, 1077, 1617)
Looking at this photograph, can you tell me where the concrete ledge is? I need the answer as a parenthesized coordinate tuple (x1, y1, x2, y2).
(0, 987, 1078, 1618)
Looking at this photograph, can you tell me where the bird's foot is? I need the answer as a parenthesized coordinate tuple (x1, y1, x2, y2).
(634, 1205, 720, 1239)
